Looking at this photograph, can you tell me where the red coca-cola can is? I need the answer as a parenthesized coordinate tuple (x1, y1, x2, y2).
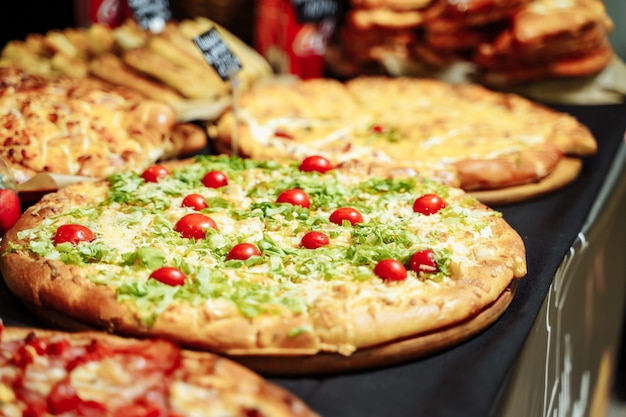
(75, 0, 131, 28)
(255, 0, 337, 79)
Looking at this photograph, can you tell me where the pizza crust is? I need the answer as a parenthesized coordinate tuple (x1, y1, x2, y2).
(469, 157, 583, 205)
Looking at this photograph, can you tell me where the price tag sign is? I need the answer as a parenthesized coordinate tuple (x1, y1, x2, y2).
(127, 0, 172, 33)
(193, 28, 242, 81)
(290, 0, 339, 23)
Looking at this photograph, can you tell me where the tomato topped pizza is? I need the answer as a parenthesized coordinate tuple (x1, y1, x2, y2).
(0, 155, 526, 358)
(0, 322, 319, 416)
(211, 76, 596, 203)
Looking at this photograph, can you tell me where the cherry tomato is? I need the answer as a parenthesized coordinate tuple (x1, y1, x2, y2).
(202, 170, 228, 188)
(174, 213, 217, 239)
(25, 334, 48, 355)
(141, 165, 171, 182)
(374, 259, 408, 282)
(149, 266, 186, 286)
(0, 188, 20, 235)
(276, 188, 310, 208)
(329, 207, 364, 226)
(12, 345, 34, 367)
(226, 243, 262, 261)
(47, 379, 80, 414)
(301, 231, 330, 249)
(53, 224, 96, 246)
(413, 194, 447, 215)
(182, 193, 208, 211)
(299, 155, 333, 173)
(46, 338, 71, 355)
(409, 249, 438, 273)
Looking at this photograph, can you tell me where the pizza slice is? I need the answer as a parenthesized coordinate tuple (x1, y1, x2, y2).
(0, 67, 206, 185)
(0, 322, 319, 416)
(211, 77, 596, 200)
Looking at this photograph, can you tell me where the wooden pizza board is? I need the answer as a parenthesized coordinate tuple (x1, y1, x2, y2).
(469, 157, 582, 206)
(22, 283, 515, 376)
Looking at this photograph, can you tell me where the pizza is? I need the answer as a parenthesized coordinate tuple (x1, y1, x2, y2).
(211, 76, 596, 202)
(0, 154, 526, 358)
(0, 67, 207, 185)
(0, 322, 319, 417)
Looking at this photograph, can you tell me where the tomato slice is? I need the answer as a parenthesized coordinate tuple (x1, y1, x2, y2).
(276, 188, 310, 208)
(202, 170, 228, 188)
(413, 194, 447, 215)
(174, 213, 217, 239)
(53, 224, 96, 245)
(149, 266, 186, 286)
(227, 243, 262, 261)
(274, 130, 293, 140)
(301, 231, 330, 249)
(409, 249, 438, 273)
(141, 165, 171, 183)
(329, 207, 364, 226)
(374, 259, 408, 282)
(181, 193, 208, 211)
(299, 155, 333, 173)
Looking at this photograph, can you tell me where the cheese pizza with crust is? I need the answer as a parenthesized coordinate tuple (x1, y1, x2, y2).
(0, 322, 319, 417)
(211, 76, 596, 202)
(0, 67, 206, 185)
(0, 155, 526, 358)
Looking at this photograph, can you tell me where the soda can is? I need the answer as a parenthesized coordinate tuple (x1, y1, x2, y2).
(75, 0, 131, 28)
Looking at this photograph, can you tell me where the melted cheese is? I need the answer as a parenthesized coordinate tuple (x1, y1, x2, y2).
(19, 157, 519, 327)
(0, 68, 176, 182)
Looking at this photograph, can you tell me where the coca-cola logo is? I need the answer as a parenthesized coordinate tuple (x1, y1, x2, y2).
(292, 18, 335, 57)
(97, 0, 121, 23)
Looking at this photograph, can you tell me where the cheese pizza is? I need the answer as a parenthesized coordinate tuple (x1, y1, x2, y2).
(211, 76, 596, 202)
(0, 155, 526, 358)
(0, 67, 206, 185)
(0, 322, 319, 417)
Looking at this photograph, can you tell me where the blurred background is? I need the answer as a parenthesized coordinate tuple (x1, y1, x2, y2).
(0, 0, 624, 60)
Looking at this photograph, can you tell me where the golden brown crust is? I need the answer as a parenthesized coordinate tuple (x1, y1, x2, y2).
(469, 157, 582, 205)
(0, 158, 526, 357)
(0, 326, 320, 417)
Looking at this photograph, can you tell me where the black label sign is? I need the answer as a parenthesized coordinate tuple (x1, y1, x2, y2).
(193, 28, 242, 81)
(127, 0, 172, 32)
(291, 0, 339, 23)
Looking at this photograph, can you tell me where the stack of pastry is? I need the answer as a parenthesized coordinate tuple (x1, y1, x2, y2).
(473, 0, 615, 84)
(416, 0, 530, 67)
(332, 0, 615, 85)
(335, 0, 438, 73)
